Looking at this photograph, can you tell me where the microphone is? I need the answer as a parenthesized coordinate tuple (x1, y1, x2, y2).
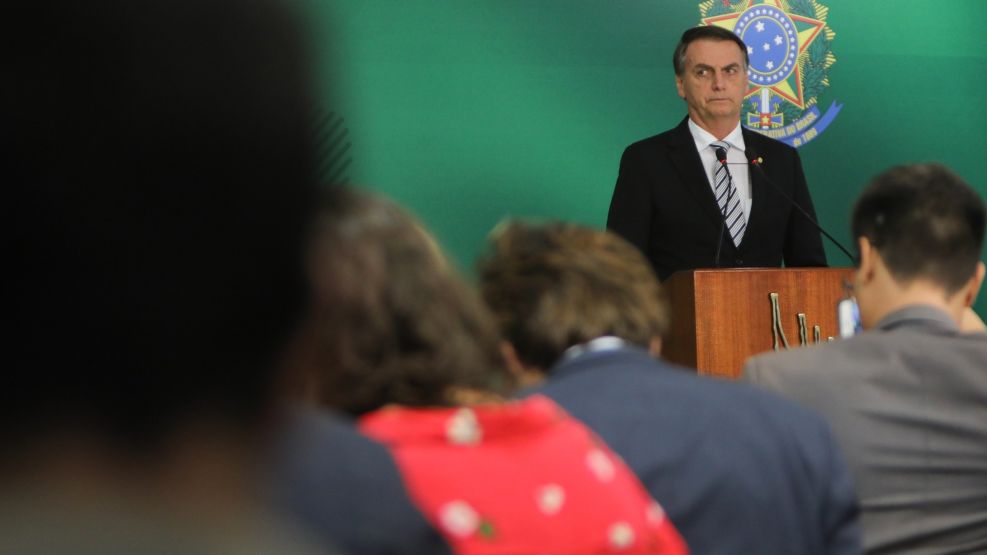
(745, 147, 855, 264)
(713, 147, 732, 268)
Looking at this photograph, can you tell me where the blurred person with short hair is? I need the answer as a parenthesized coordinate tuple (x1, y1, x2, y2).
(744, 163, 987, 553)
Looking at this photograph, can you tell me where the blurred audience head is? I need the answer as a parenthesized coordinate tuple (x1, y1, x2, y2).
(851, 163, 985, 328)
(5, 0, 319, 454)
(299, 188, 511, 416)
(477, 221, 669, 378)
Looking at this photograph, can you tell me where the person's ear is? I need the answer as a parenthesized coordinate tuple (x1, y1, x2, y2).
(675, 75, 685, 99)
(962, 261, 985, 308)
(856, 237, 876, 285)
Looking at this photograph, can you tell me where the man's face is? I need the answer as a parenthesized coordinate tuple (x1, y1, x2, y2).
(675, 38, 748, 132)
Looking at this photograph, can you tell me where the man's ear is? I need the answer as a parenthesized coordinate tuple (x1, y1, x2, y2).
(856, 237, 876, 285)
(675, 75, 685, 99)
(962, 261, 985, 308)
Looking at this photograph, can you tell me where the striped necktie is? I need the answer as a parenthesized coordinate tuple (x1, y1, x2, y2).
(710, 141, 746, 246)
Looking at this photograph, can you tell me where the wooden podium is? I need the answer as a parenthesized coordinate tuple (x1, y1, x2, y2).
(661, 268, 853, 379)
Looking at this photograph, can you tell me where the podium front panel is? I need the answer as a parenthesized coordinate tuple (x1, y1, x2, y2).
(663, 268, 852, 378)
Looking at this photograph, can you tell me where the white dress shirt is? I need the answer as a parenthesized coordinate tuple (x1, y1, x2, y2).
(687, 119, 752, 222)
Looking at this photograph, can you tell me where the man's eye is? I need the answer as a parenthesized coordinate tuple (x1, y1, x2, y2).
(696, 69, 708, 77)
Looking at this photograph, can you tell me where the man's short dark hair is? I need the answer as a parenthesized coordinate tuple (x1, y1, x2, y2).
(6, 0, 319, 449)
(673, 25, 750, 75)
(852, 163, 986, 294)
(477, 221, 669, 371)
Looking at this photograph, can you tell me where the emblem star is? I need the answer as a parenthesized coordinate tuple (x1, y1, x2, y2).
(766, 60, 774, 69)
(747, 45, 754, 55)
(701, 0, 828, 109)
(774, 35, 783, 45)
(762, 42, 770, 51)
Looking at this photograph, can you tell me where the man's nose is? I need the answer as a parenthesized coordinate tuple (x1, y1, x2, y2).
(711, 72, 724, 89)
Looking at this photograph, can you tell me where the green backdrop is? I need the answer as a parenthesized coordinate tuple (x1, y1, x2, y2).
(306, 0, 987, 316)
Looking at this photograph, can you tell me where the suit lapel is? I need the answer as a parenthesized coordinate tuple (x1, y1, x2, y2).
(665, 118, 725, 229)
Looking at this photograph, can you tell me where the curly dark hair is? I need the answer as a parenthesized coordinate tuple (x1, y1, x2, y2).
(477, 221, 670, 371)
(301, 188, 513, 415)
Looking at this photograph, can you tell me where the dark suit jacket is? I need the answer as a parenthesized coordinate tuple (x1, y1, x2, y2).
(744, 306, 987, 554)
(267, 408, 452, 555)
(607, 117, 827, 280)
(525, 346, 862, 555)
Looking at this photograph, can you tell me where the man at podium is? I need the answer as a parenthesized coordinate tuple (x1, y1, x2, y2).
(607, 25, 827, 280)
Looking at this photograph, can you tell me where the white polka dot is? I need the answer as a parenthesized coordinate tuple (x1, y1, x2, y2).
(646, 502, 666, 525)
(445, 408, 482, 445)
(608, 521, 635, 550)
(535, 483, 566, 515)
(438, 500, 479, 538)
(586, 449, 616, 482)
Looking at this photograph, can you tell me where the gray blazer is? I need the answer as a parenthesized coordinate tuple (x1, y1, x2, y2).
(743, 305, 987, 554)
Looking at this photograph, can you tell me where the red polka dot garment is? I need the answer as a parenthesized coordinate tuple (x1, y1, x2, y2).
(360, 395, 688, 554)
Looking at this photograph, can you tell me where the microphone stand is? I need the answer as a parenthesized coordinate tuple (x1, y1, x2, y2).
(745, 149, 855, 264)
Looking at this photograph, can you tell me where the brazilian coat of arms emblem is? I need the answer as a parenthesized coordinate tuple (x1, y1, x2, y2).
(699, 0, 842, 147)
